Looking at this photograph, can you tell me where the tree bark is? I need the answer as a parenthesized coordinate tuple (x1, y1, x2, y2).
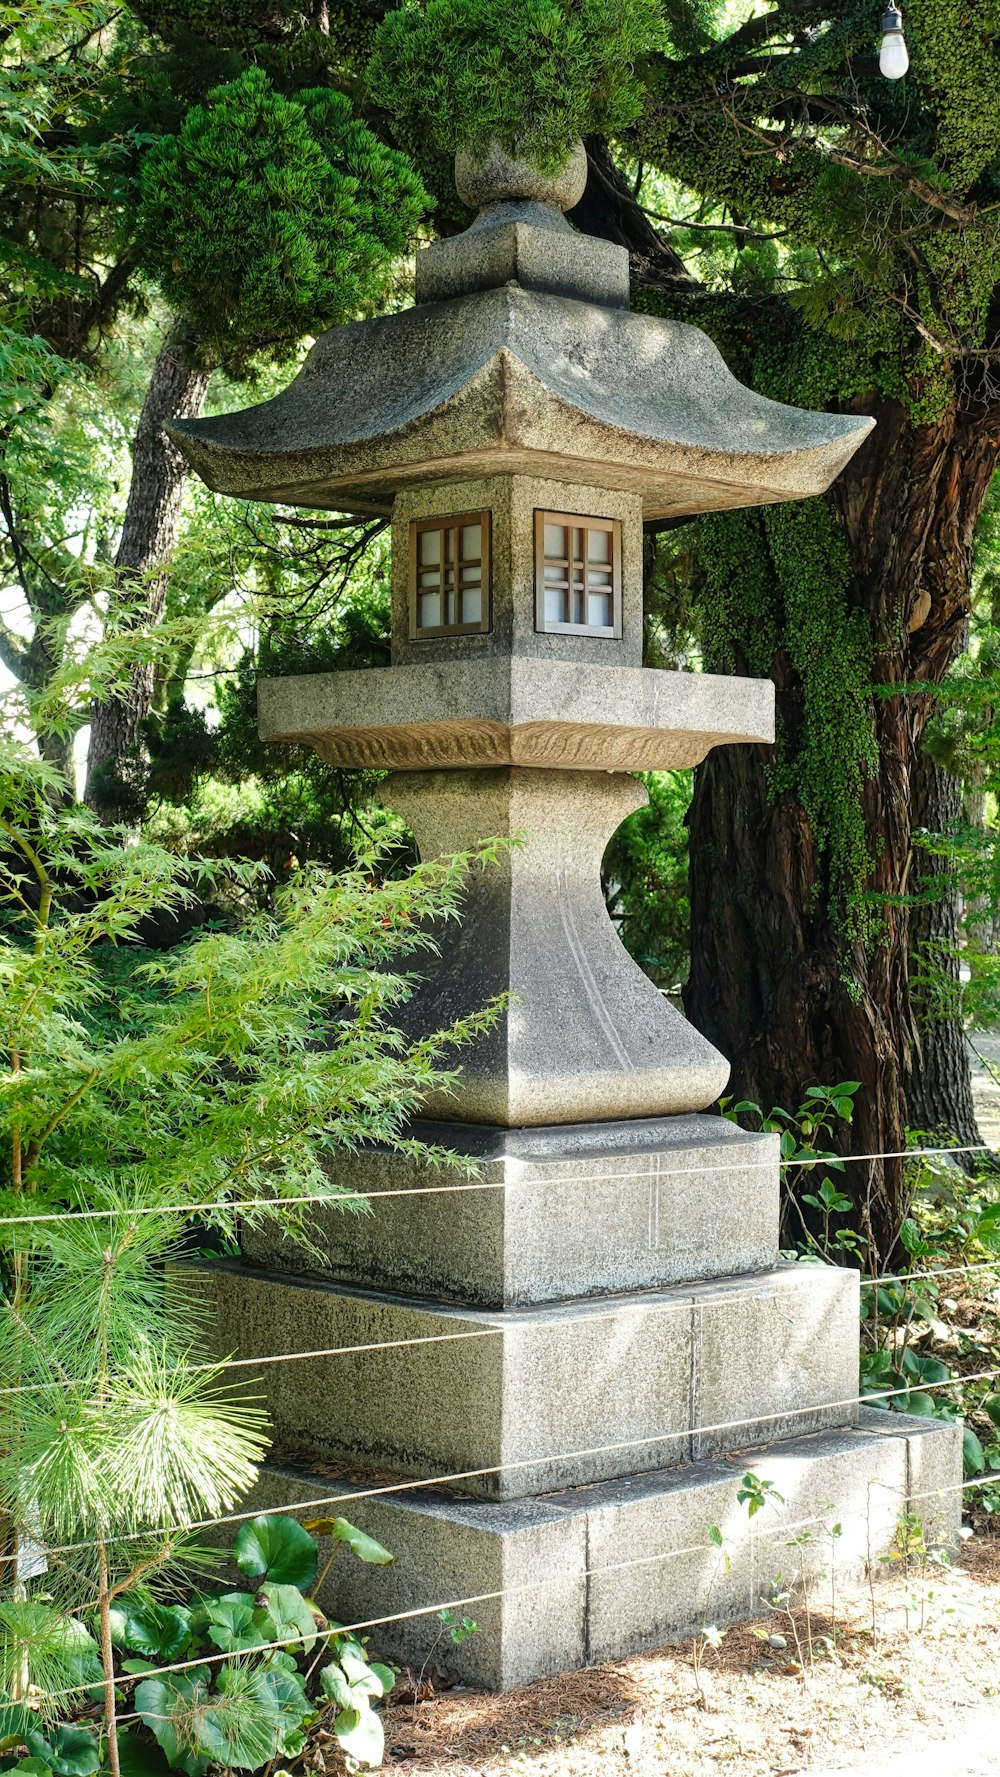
(569, 139, 700, 294)
(85, 320, 211, 815)
(685, 397, 1000, 1264)
(904, 749, 982, 1151)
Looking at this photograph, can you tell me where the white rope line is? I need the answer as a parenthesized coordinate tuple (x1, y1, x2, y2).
(867, 1258, 1000, 1287)
(38, 1467, 989, 1708)
(168, 1362, 1000, 1526)
(0, 1267, 900, 1401)
(1, 1147, 997, 1646)
(13, 1364, 996, 1565)
(0, 1142, 991, 1228)
(787, 1143, 992, 1168)
(0, 1297, 785, 1400)
(2, 1254, 999, 1406)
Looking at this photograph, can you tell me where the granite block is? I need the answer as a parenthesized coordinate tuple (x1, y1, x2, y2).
(380, 767, 732, 1125)
(230, 1412, 960, 1689)
(190, 1259, 860, 1500)
(239, 1114, 781, 1306)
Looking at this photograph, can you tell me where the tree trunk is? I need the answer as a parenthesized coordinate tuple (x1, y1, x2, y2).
(85, 320, 211, 815)
(904, 749, 981, 1151)
(570, 139, 699, 294)
(686, 398, 1000, 1264)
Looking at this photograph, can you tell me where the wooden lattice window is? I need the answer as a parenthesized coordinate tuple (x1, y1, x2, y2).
(409, 512, 491, 637)
(534, 511, 622, 638)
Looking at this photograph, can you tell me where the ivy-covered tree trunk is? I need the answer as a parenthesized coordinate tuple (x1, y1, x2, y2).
(686, 397, 1000, 1264)
(905, 749, 982, 1151)
(85, 321, 211, 816)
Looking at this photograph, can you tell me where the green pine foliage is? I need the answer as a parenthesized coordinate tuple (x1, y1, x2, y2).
(0, 717, 504, 1770)
(122, 0, 381, 72)
(369, 0, 665, 173)
(145, 513, 396, 871)
(644, 2, 1000, 418)
(631, 3, 1000, 954)
(0, 742, 501, 1247)
(131, 65, 428, 370)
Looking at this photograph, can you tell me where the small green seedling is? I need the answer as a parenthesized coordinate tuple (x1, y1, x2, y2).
(737, 1473, 785, 1518)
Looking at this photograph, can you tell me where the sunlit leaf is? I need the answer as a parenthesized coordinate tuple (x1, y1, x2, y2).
(233, 1515, 318, 1589)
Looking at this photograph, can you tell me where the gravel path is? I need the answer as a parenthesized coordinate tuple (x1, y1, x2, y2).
(806, 1708, 1000, 1777)
(970, 1033, 1000, 1151)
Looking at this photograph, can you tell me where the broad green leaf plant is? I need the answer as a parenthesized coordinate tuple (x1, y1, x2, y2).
(126, 1512, 397, 1776)
(0, 730, 503, 1773)
(0, 1510, 397, 1777)
(720, 1081, 863, 1263)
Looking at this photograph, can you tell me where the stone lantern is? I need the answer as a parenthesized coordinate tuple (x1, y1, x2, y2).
(174, 144, 960, 1689)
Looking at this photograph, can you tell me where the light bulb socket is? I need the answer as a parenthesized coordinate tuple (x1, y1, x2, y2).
(880, 4, 904, 32)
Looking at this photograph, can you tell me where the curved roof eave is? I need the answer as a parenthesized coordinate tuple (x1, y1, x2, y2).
(169, 287, 873, 518)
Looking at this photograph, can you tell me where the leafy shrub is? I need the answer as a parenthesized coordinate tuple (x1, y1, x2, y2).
(1, 735, 503, 1774)
(0, 1514, 395, 1775)
(370, 0, 664, 174)
(721, 1080, 863, 1262)
(132, 66, 427, 370)
(727, 1084, 1000, 1489)
(603, 770, 691, 990)
(858, 1163, 1000, 1484)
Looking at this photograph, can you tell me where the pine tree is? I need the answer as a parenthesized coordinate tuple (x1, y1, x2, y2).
(0, 701, 502, 1769)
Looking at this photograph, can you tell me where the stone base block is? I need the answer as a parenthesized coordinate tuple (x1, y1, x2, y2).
(192, 1258, 860, 1499)
(414, 213, 632, 311)
(232, 1411, 961, 1691)
(240, 1114, 780, 1306)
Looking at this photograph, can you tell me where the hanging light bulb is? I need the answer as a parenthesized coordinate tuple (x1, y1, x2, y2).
(879, 4, 909, 78)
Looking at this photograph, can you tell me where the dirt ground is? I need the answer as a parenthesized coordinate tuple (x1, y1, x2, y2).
(374, 1537, 1000, 1777)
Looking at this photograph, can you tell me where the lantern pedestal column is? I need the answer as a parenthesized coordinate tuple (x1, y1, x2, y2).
(379, 765, 730, 1127)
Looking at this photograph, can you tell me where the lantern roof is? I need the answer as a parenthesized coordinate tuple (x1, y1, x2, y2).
(168, 145, 872, 520)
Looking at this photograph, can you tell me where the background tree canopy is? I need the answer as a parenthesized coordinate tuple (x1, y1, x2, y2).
(4, 0, 1000, 1261)
(132, 66, 426, 372)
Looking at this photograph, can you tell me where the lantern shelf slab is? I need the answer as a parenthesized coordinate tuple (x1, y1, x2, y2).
(257, 656, 774, 773)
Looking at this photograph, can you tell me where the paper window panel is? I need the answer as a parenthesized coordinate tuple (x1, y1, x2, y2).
(409, 512, 491, 637)
(534, 511, 622, 638)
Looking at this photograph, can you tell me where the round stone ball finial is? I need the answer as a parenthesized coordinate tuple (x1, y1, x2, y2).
(454, 140, 588, 213)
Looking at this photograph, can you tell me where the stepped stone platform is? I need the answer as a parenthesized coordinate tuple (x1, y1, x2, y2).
(239, 1114, 781, 1303)
(194, 1153, 960, 1687)
(227, 1413, 960, 1691)
(194, 1250, 862, 1499)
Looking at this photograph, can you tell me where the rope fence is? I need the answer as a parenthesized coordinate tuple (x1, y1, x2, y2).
(2, 1135, 1000, 1723)
(4, 1333, 999, 1565)
(0, 1140, 990, 1229)
(37, 1465, 996, 1711)
(2, 1261, 997, 1407)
